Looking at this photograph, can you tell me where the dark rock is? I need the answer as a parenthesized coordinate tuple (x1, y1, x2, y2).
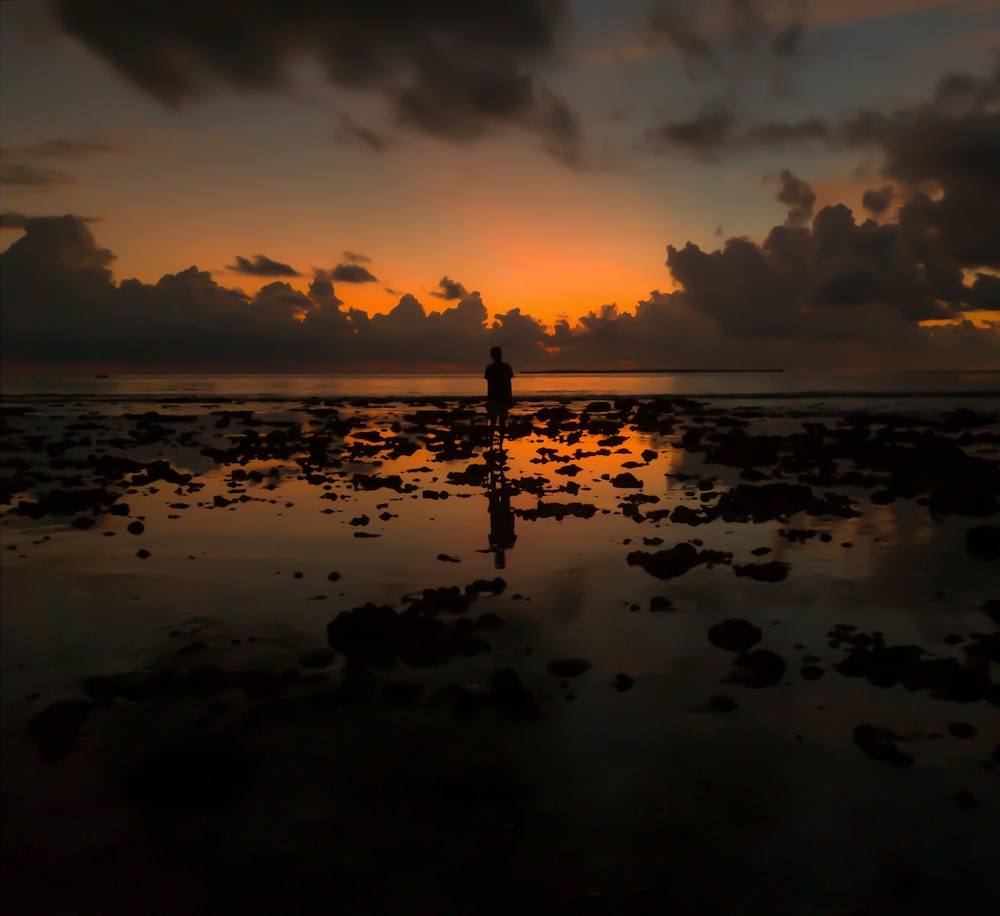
(26, 699, 92, 762)
(853, 724, 914, 767)
(966, 525, 1000, 559)
(750, 546, 772, 556)
(708, 694, 737, 712)
(136, 548, 151, 559)
(327, 571, 341, 581)
(236, 669, 282, 698)
(983, 600, 1000, 624)
(547, 658, 593, 678)
(670, 505, 704, 525)
(726, 649, 787, 688)
(733, 561, 790, 583)
(381, 680, 424, 706)
(611, 472, 642, 489)
(488, 668, 539, 718)
(71, 516, 96, 530)
(126, 520, 145, 536)
(649, 595, 674, 613)
(952, 789, 977, 807)
(947, 721, 977, 739)
(800, 665, 825, 680)
(627, 542, 733, 579)
(708, 619, 763, 653)
(613, 672, 634, 692)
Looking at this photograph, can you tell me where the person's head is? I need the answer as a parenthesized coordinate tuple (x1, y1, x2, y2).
(490, 346, 502, 362)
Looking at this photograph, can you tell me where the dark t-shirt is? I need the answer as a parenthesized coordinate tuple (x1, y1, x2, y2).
(484, 361, 514, 408)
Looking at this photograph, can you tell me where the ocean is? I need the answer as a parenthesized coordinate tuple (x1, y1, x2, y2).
(3, 368, 999, 410)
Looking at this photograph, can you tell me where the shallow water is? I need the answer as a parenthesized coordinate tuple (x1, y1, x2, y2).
(2, 391, 998, 914)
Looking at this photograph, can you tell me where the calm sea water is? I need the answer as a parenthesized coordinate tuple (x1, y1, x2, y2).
(3, 369, 999, 405)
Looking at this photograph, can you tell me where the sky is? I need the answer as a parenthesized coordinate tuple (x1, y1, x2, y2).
(1, 0, 999, 372)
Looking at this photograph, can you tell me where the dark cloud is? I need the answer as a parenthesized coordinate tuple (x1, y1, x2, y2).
(646, 106, 736, 160)
(775, 168, 814, 227)
(228, 254, 301, 277)
(334, 113, 391, 152)
(3, 185, 997, 374)
(430, 276, 469, 300)
(52, 0, 582, 165)
(3, 138, 119, 159)
(771, 19, 802, 58)
(0, 163, 77, 189)
(342, 250, 371, 264)
(862, 186, 894, 217)
(330, 262, 378, 283)
(647, 0, 807, 66)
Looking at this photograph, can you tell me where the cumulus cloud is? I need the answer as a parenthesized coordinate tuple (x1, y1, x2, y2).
(342, 250, 371, 264)
(228, 254, 301, 277)
(52, 0, 582, 165)
(775, 168, 815, 227)
(330, 262, 378, 283)
(4, 52, 1000, 382)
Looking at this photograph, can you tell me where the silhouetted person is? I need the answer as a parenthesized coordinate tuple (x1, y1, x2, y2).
(484, 346, 514, 454)
(487, 465, 516, 569)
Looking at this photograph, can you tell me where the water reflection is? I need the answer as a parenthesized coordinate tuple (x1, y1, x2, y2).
(485, 464, 517, 569)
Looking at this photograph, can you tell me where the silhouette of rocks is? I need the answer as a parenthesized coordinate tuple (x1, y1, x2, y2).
(488, 668, 540, 718)
(853, 724, 914, 767)
(670, 505, 704, 525)
(126, 520, 144, 535)
(613, 673, 634, 692)
(611, 472, 642, 489)
(710, 483, 859, 523)
(26, 699, 92, 762)
(547, 658, 593, 678)
(649, 595, 674, 612)
(627, 542, 733, 579)
(965, 525, 1000, 559)
(733, 561, 790, 582)
(983, 600, 1000, 624)
(947, 721, 977, 739)
(516, 501, 596, 521)
(831, 629, 993, 702)
(708, 619, 763, 653)
(725, 649, 786, 688)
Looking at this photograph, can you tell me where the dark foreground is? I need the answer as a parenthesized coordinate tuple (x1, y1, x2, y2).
(2, 394, 999, 914)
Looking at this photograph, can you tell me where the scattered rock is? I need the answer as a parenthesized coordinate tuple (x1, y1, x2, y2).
(649, 595, 674, 613)
(26, 699, 92, 762)
(126, 520, 145, 536)
(853, 724, 914, 767)
(966, 525, 1000, 559)
(708, 619, 763, 653)
(725, 649, 787, 688)
(547, 658, 593, 678)
(613, 672, 634, 692)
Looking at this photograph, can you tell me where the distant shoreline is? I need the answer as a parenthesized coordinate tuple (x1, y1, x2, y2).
(521, 368, 785, 375)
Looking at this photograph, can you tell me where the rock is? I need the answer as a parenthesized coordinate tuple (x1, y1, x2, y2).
(708, 619, 763, 653)
(627, 542, 732, 579)
(733, 561, 789, 582)
(611, 472, 642, 489)
(488, 668, 539, 718)
(708, 694, 737, 712)
(26, 699, 92, 762)
(853, 724, 914, 767)
(670, 505, 704, 525)
(966, 525, 1000, 559)
(800, 665, 825, 680)
(126, 520, 145, 536)
(327, 571, 341, 581)
(725, 649, 787, 688)
(71, 516, 96, 530)
(547, 658, 593, 678)
(947, 721, 977, 739)
(649, 595, 674, 613)
(300, 648, 335, 669)
(136, 548, 151, 559)
(613, 672, 634, 692)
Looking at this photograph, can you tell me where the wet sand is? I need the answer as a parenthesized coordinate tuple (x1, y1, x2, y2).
(2, 394, 998, 915)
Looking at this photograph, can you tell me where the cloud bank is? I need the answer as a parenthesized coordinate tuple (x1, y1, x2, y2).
(51, 0, 583, 165)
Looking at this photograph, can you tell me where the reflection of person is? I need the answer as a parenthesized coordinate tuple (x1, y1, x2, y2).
(484, 346, 514, 453)
(487, 466, 516, 569)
